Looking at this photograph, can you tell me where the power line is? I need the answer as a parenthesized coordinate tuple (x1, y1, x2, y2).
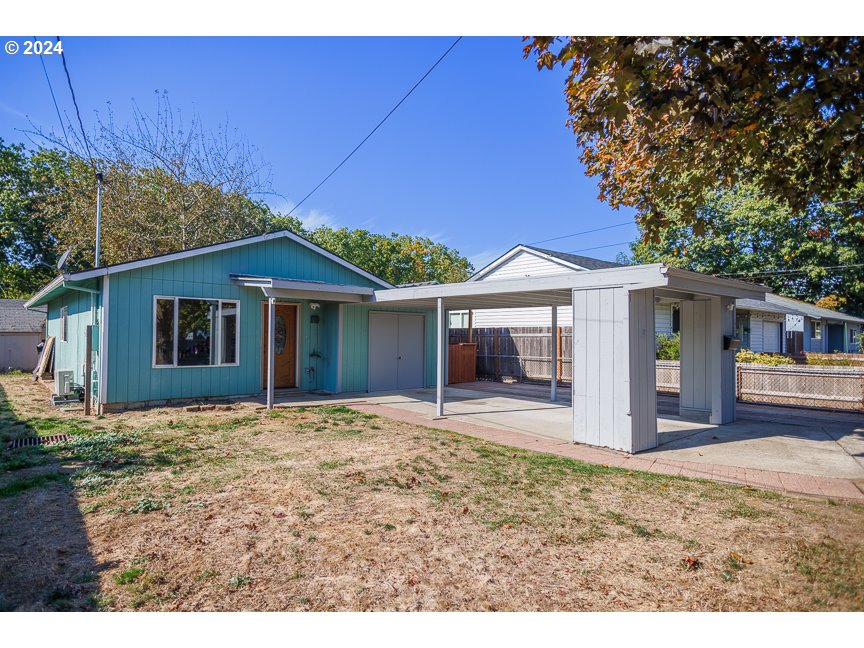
(57, 36, 95, 168)
(36, 39, 69, 149)
(567, 240, 634, 254)
(716, 264, 864, 278)
(287, 37, 462, 216)
(528, 221, 634, 246)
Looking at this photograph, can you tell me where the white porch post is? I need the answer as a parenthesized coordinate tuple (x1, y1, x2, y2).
(550, 306, 558, 401)
(267, 296, 276, 409)
(436, 297, 445, 417)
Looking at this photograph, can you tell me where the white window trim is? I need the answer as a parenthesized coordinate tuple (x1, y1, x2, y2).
(152, 295, 241, 369)
(60, 306, 68, 343)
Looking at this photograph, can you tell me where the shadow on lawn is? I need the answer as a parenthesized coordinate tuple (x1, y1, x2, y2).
(0, 381, 109, 611)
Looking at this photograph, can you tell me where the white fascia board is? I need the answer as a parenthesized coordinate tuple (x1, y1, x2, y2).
(64, 231, 393, 289)
(232, 275, 374, 296)
(261, 287, 368, 303)
(24, 275, 66, 309)
(376, 264, 668, 302)
(468, 245, 586, 282)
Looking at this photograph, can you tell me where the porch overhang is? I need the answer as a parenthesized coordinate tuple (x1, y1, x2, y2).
(229, 274, 374, 303)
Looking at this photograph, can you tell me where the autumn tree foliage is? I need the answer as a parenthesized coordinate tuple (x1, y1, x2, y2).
(524, 37, 864, 235)
(628, 185, 864, 315)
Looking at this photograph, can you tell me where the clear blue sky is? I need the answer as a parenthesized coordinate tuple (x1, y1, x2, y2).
(0, 36, 638, 270)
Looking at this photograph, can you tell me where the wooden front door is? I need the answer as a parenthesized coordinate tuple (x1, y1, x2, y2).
(262, 303, 298, 389)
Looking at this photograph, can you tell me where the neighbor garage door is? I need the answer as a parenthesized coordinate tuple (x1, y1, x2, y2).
(763, 321, 782, 353)
(368, 312, 425, 391)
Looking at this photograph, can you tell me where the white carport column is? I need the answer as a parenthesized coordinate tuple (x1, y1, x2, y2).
(266, 296, 276, 410)
(550, 306, 558, 402)
(436, 297, 446, 417)
(710, 296, 737, 425)
(679, 296, 737, 424)
(572, 287, 657, 453)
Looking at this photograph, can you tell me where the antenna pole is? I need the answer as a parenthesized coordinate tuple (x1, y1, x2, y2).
(94, 171, 103, 267)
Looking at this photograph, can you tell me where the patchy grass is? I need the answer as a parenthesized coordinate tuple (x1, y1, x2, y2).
(1, 374, 863, 611)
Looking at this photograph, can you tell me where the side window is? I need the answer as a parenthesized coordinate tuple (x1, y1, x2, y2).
(60, 306, 68, 343)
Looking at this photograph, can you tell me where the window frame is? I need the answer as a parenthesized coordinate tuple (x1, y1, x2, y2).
(152, 295, 241, 369)
(810, 320, 822, 340)
(60, 306, 68, 343)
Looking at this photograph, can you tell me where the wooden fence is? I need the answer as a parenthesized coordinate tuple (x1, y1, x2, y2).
(449, 327, 572, 383)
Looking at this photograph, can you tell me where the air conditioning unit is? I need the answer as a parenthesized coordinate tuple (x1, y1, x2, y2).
(55, 370, 75, 397)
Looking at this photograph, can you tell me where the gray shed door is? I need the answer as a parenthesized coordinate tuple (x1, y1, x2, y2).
(368, 312, 424, 391)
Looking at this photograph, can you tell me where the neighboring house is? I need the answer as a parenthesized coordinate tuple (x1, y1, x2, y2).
(448, 244, 621, 328)
(0, 299, 46, 370)
(655, 293, 864, 354)
(452, 245, 864, 355)
(25, 231, 436, 411)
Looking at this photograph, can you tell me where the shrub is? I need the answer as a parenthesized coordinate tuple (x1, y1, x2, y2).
(735, 349, 795, 365)
(656, 333, 680, 360)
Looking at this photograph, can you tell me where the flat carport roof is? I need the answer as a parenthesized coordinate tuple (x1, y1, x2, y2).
(371, 263, 769, 309)
(369, 263, 771, 454)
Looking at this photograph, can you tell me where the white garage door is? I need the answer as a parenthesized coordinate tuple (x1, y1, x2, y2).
(368, 312, 425, 392)
(763, 321, 782, 353)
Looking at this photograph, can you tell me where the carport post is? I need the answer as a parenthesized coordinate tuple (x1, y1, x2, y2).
(436, 297, 445, 417)
(267, 296, 276, 410)
(550, 306, 558, 402)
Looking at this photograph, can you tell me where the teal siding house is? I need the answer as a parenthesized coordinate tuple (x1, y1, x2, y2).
(25, 231, 435, 412)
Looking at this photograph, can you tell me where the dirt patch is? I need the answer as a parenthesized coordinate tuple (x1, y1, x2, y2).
(1, 374, 862, 611)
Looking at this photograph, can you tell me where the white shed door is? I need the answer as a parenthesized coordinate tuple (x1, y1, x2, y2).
(763, 321, 782, 353)
(368, 312, 424, 392)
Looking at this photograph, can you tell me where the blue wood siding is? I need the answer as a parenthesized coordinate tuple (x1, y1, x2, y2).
(104, 237, 383, 404)
(340, 304, 436, 393)
(46, 286, 98, 389)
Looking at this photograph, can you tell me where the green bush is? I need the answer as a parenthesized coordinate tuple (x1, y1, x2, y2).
(656, 333, 680, 360)
(735, 349, 795, 365)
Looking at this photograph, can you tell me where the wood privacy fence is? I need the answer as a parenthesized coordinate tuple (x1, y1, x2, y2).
(449, 327, 572, 383)
(656, 360, 864, 411)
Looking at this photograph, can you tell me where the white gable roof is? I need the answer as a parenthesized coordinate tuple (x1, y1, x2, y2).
(469, 244, 621, 282)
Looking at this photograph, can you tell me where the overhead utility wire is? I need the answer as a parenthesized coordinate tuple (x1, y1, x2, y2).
(58, 36, 95, 168)
(717, 264, 864, 278)
(36, 39, 69, 149)
(287, 37, 463, 216)
(567, 240, 634, 253)
(528, 221, 634, 245)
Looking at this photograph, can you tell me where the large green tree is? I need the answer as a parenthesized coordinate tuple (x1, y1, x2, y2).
(1, 139, 473, 296)
(0, 140, 64, 296)
(628, 185, 864, 315)
(525, 37, 864, 234)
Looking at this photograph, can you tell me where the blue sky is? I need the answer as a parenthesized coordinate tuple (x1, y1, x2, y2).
(0, 36, 638, 270)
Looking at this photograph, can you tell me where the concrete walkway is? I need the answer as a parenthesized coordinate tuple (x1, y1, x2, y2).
(267, 386, 864, 502)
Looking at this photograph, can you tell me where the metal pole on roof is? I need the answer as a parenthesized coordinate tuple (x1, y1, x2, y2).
(94, 171, 104, 268)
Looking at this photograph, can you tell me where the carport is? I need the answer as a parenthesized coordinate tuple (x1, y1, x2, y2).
(373, 264, 770, 453)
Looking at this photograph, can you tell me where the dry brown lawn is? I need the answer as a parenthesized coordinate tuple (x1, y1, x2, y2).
(0, 374, 862, 611)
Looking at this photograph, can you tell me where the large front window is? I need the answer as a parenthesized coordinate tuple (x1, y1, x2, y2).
(154, 297, 239, 367)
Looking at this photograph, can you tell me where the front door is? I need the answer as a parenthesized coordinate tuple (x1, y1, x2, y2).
(826, 324, 845, 353)
(262, 303, 298, 389)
